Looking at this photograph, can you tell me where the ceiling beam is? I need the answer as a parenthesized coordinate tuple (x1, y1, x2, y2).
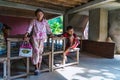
(0, 0, 64, 15)
(7, 0, 67, 11)
(0, 6, 59, 19)
(37, 0, 75, 7)
(67, 0, 116, 14)
(73, 0, 89, 3)
(53, 0, 82, 6)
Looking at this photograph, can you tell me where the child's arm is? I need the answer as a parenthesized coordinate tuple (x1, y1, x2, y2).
(70, 36, 80, 49)
(69, 35, 74, 46)
(45, 20, 52, 34)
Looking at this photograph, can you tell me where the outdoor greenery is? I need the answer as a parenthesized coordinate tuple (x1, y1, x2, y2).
(48, 16, 63, 34)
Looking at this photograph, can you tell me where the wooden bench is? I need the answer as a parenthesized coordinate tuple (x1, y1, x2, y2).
(50, 37, 66, 71)
(49, 37, 80, 71)
(7, 37, 29, 80)
(5, 36, 80, 79)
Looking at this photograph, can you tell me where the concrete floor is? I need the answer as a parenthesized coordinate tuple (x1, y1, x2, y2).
(12, 52, 120, 80)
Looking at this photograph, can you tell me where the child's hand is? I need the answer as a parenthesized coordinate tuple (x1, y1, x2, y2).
(23, 36, 29, 42)
(49, 34, 54, 38)
(23, 32, 29, 42)
(76, 37, 80, 40)
(60, 35, 64, 38)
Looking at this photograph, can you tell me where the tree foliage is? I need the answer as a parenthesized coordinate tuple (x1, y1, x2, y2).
(48, 16, 63, 34)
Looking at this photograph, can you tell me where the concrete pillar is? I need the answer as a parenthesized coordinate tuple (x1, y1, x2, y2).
(109, 9, 120, 54)
(89, 8, 108, 41)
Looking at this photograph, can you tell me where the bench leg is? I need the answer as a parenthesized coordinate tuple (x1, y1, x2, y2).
(3, 61, 7, 79)
(76, 50, 79, 64)
(49, 54, 51, 72)
(62, 53, 66, 65)
(27, 58, 29, 75)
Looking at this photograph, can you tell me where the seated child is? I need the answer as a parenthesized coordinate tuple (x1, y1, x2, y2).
(2, 24, 11, 41)
(0, 23, 11, 55)
(62, 26, 80, 62)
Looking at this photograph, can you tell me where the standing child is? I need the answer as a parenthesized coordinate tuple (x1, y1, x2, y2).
(62, 26, 80, 62)
(24, 9, 53, 75)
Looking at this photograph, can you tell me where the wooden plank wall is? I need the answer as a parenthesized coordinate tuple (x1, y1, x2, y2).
(82, 40, 115, 58)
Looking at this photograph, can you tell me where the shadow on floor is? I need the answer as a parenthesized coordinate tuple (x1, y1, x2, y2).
(56, 52, 120, 80)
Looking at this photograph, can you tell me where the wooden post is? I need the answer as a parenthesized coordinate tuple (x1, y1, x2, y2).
(76, 48, 80, 64)
(7, 40, 11, 79)
(49, 52, 51, 72)
(80, 36, 82, 51)
(3, 60, 7, 79)
(51, 38, 54, 72)
(62, 38, 66, 65)
(27, 58, 29, 75)
(0, 58, 7, 80)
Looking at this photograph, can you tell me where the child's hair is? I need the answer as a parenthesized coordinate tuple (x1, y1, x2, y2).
(35, 8, 44, 16)
(66, 25, 73, 31)
(3, 24, 11, 30)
